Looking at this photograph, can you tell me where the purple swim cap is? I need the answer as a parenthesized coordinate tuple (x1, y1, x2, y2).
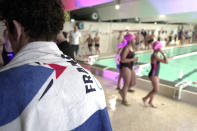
(152, 41, 162, 50)
(118, 39, 127, 49)
(124, 33, 136, 41)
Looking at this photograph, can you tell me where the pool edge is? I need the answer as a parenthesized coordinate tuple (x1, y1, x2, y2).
(80, 62, 197, 107)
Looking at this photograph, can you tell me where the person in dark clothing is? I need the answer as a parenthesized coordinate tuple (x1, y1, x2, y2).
(2, 30, 15, 65)
(56, 31, 74, 59)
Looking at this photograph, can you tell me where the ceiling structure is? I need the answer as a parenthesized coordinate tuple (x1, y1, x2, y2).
(70, 0, 197, 24)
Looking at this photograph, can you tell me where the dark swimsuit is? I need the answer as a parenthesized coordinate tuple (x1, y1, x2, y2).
(88, 43, 93, 47)
(147, 39, 154, 44)
(120, 51, 135, 69)
(95, 43, 100, 47)
(148, 61, 160, 77)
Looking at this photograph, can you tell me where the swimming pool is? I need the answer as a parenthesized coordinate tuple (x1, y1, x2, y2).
(94, 45, 197, 87)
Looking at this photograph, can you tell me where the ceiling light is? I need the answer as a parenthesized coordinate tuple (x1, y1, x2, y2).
(125, 26, 129, 30)
(71, 19, 75, 23)
(115, 4, 120, 10)
(159, 15, 165, 18)
(154, 22, 157, 25)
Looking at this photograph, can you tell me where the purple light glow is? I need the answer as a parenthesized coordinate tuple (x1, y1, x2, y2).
(62, 0, 113, 11)
(102, 69, 119, 81)
(149, 0, 197, 15)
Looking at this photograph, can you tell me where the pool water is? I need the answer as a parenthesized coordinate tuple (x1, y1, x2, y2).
(136, 45, 197, 64)
(94, 45, 197, 87)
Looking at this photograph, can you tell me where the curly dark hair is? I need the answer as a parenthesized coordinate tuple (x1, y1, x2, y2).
(0, 0, 65, 41)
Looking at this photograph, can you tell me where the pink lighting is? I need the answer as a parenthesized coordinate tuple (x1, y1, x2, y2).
(149, 0, 197, 15)
(102, 69, 119, 81)
(62, 0, 113, 11)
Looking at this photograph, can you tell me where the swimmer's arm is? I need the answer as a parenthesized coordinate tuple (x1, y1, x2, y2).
(159, 49, 168, 63)
(121, 47, 138, 63)
(118, 48, 123, 55)
(115, 48, 122, 64)
(154, 53, 168, 64)
(115, 54, 120, 64)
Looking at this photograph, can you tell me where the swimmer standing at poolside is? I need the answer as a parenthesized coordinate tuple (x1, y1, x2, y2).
(119, 33, 138, 106)
(143, 41, 168, 108)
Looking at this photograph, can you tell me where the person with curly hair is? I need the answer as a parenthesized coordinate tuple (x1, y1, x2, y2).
(0, 0, 112, 131)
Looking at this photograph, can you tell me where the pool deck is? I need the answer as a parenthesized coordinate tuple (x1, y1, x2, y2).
(96, 75, 197, 131)
(81, 61, 197, 130)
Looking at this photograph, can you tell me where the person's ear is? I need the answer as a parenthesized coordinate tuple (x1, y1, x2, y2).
(12, 20, 24, 41)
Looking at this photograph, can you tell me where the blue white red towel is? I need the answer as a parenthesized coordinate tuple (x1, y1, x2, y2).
(0, 42, 112, 131)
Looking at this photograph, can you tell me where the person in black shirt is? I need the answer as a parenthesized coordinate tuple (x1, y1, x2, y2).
(56, 31, 74, 59)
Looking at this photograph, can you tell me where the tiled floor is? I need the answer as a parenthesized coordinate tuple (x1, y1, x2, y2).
(96, 75, 197, 131)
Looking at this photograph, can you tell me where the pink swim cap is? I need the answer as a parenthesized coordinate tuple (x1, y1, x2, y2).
(124, 33, 136, 41)
(118, 39, 127, 49)
(152, 41, 162, 50)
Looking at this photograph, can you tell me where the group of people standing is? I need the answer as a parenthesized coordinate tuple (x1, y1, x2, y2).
(115, 32, 168, 107)
(117, 30, 156, 52)
(0, 24, 100, 66)
(56, 25, 81, 60)
(0, 25, 82, 66)
(56, 25, 101, 61)
(117, 27, 195, 53)
(86, 33, 100, 55)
